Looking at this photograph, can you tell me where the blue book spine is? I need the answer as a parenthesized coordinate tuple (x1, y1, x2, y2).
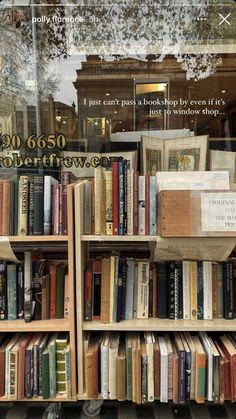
(118, 161, 124, 235)
(149, 176, 157, 235)
(185, 350, 191, 401)
(7, 264, 17, 320)
(113, 256, 119, 322)
(197, 261, 204, 320)
(125, 260, 135, 320)
(178, 350, 186, 403)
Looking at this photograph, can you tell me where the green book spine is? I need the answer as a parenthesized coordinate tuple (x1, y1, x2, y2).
(65, 347, 71, 399)
(49, 340, 57, 397)
(42, 350, 50, 399)
(198, 368, 205, 399)
(56, 333, 68, 394)
(56, 266, 65, 319)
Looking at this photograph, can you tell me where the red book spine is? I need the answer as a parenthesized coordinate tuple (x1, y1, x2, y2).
(0, 351, 5, 396)
(0, 181, 2, 236)
(112, 162, 119, 235)
(133, 171, 139, 235)
(50, 264, 57, 319)
(225, 358, 230, 400)
(84, 268, 92, 321)
(59, 183, 63, 235)
(145, 175, 150, 235)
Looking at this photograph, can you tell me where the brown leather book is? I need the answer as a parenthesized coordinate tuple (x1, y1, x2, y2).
(101, 257, 111, 324)
(219, 335, 236, 401)
(17, 334, 32, 399)
(214, 340, 226, 404)
(117, 340, 126, 401)
(154, 334, 160, 399)
(172, 343, 179, 404)
(41, 275, 47, 320)
(86, 336, 100, 399)
(2, 179, 11, 236)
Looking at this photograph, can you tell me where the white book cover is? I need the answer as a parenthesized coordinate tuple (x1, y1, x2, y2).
(203, 261, 213, 320)
(199, 331, 213, 401)
(210, 150, 235, 183)
(156, 171, 230, 192)
(101, 334, 109, 399)
(137, 261, 149, 319)
(108, 334, 119, 399)
(138, 176, 145, 235)
(127, 169, 134, 235)
(158, 336, 168, 403)
(183, 261, 191, 320)
(144, 332, 154, 402)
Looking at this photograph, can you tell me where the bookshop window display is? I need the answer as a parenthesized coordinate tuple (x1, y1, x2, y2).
(1, 1, 236, 414)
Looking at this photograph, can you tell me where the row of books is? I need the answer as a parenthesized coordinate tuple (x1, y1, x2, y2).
(0, 172, 74, 236)
(0, 255, 69, 322)
(85, 331, 236, 404)
(83, 163, 157, 236)
(0, 332, 71, 400)
(84, 258, 236, 323)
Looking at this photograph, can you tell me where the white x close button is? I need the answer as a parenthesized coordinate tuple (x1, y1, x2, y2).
(219, 13, 231, 25)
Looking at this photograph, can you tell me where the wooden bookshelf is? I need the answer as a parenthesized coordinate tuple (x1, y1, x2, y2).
(0, 318, 70, 332)
(81, 235, 158, 241)
(83, 319, 236, 332)
(0, 395, 77, 402)
(9, 235, 68, 243)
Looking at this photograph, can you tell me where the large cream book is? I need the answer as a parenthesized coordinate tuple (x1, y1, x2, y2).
(209, 150, 235, 183)
(111, 128, 194, 142)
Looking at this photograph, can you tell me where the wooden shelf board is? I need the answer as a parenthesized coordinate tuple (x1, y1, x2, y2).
(81, 235, 158, 242)
(8, 235, 68, 243)
(0, 318, 70, 332)
(83, 319, 236, 332)
(0, 396, 76, 402)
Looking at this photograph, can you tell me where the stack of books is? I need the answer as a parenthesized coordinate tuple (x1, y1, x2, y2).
(84, 331, 236, 404)
(0, 172, 74, 236)
(0, 332, 71, 400)
(84, 258, 236, 322)
(0, 255, 69, 322)
(83, 163, 157, 236)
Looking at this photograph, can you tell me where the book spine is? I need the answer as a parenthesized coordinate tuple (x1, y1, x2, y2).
(52, 181, 59, 236)
(105, 170, 113, 235)
(116, 274, 122, 323)
(119, 161, 124, 235)
(168, 263, 175, 320)
(28, 177, 34, 235)
(133, 171, 139, 235)
(0, 181, 3, 235)
(212, 264, 217, 319)
(145, 175, 150, 235)
(33, 176, 44, 235)
(42, 352, 50, 399)
(138, 176, 145, 235)
(112, 256, 119, 322)
(157, 263, 168, 318)
(177, 263, 183, 319)
(38, 346, 43, 396)
(17, 265, 24, 319)
(64, 275, 69, 318)
(223, 262, 234, 319)
(203, 261, 213, 320)
(18, 176, 28, 235)
(127, 169, 134, 235)
(109, 256, 115, 323)
(25, 349, 32, 398)
(120, 260, 127, 321)
(9, 351, 17, 399)
(61, 172, 71, 235)
(49, 343, 56, 397)
(7, 264, 17, 320)
(93, 261, 102, 320)
(183, 261, 190, 320)
(216, 263, 223, 318)
(84, 182, 92, 235)
(141, 354, 148, 404)
(185, 350, 191, 401)
(148, 268, 153, 318)
(137, 261, 149, 319)
(125, 260, 134, 320)
(50, 265, 56, 319)
(33, 345, 39, 397)
(178, 350, 185, 403)
(43, 176, 52, 235)
(101, 345, 109, 399)
(56, 265, 65, 319)
(0, 261, 7, 320)
(2, 180, 11, 236)
(123, 160, 128, 235)
(32, 260, 43, 321)
(24, 252, 32, 323)
(197, 261, 203, 320)
(149, 176, 157, 236)
(112, 162, 119, 235)
(65, 348, 71, 399)
(190, 262, 198, 321)
(13, 181, 18, 235)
